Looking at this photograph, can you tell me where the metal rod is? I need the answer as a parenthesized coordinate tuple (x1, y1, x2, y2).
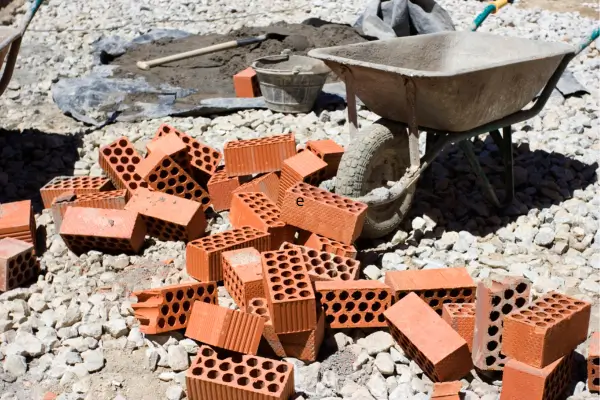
(343, 68, 359, 137)
(459, 140, 502, 208)
(502, 125, 515, 206)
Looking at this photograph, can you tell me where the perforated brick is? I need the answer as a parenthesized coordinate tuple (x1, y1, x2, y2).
(442, 303, 475, 353)
(51, 190, 128, 231)
(315, 280, 391, 328)
(281, 182, 367, 244)
(279, 307, 325, 363)
(302, 233, 357, 259)
(431, 381, 462, 400)
(233, 172, 280, 203)
(186, 226, 271, 282)
(59, 207, 147, 255)
(384, 292, 472, 382)
(502, 292, 591, 369)
(500, 352, 573, 400)
(185, 301, 265, 355)
(146, 132, 191, 174)
(0, 200, 36, 246)
(132, 281, 217, 334)
(224, 133, 296, 177)
(279, 242, 360, 282)
(186, 344, 294, 400)
(223, 248, 264, 312)
(40, 176, 113, 208)
(125, 188, 206, 242)
(262, 248, 317, 334)
(230, 192, 295, 249)
(207, 166, 241, 212)
(248, 297, 286, 358)
(277, 150, 327, 207)
(98, 137, 148, 197)
(472, 276, 531, 371)
(305, 139, 345, 179)
(588, 332, 600, 393)
(0, 238, 39, 292)
(384, 268, 475, 315)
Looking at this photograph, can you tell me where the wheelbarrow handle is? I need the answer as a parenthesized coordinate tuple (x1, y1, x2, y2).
(576, 27, 600, 55)
(471, 0, 513, 31)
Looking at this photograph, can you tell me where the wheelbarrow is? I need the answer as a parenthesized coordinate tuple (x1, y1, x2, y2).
(0, 0, 43, 98)
(308, 27, 599, 239)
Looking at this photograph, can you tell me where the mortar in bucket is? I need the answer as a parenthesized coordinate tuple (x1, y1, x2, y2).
(252, 53, 330, 114)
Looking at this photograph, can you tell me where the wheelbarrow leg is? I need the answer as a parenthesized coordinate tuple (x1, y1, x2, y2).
(489, 127, 515, 206)
(342, 68, 358, 137)
(459, 139, 502, 208)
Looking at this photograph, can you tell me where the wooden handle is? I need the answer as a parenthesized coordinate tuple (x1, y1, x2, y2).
(136, 40, 239, 70)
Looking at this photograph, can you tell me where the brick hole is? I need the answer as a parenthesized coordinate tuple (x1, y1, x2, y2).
(488, 325, 499, 336)
(172, 303, 180, 313)
(502, 304, 513, 314)
(234, 365, 246, 374)
(487, 341, 498, 351)
(297, 281, 308, 289)
(299, 290, 311, 298)
(339, 314, 349, 324)
(178, 314, 186, 324)
(167, 316, 176, 326)
(490, 311, 500, 322)
(326, 315, 335, 324)
(515, 282, 528, 293)
(160, 305, 169, 315)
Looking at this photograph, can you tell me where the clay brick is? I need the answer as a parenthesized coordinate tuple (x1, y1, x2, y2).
(136, 151, 211, 210)
(277, 151, 327, 207)
(279, 242, 360, 282)
(502, 291, 591, 369)
(186, 344, 294, 400)
(248, 297, 286, 358)
(59, 207, 146, 255)
(51, 190, 128, 231)
(230, 192, 295, 249)
(40, 176, 113, 208)
(233, 172, 280, 204)
(588, 332, 600, 393)
(262, 247, 317, 334)
(472, 276, 531, 371)
(442, 303, 476, 353)
(207, 166, 241, 212)
(132, 281, 217, 334)
(302, 232, 357, 259)
(224, 133, 296, 177)
(0, 200, 36, 246)
(305, 139, 345, 179)
(234, 67, 261, 98)
(315, 279, 391, 328)
(146, 132, 191, 174)
(186, 226, 271, 282)
(124, 188, 206, 242)
(0, 238, 39, 292)
(384, 292, 472, 382)
(153, 124, 222, 185)
(384, 268, 476, 315)
(98, 137, 149, 197)
(222, 248, 264, 312)
(500, 352, 573, 400)
(279, 307, 325, 363)
(185, 301, 265, 355)
(431, 381, 462, 400)
(281, 182, 367, 244)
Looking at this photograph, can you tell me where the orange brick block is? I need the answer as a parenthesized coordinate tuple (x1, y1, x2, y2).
(230, 192, 295, 249)
(279, 307, 325, 363)
(40, 176, 113, 208)
(233, 172, 280, 204)
(207, 166, 241, 212)
(0, 238, 39, 292)
(59, 207, 146, 254)
(442, 303, 475, 353)
(185, 301, 265, 355)
(279, 242, 360, 282)
(502, 292, 591, 369)
(262, 247, 317, 334)
(384, 292, 472, 382)
(248, 297, 286, 358)
(472, 276, 531, 371)
(186, 226, 271, 282)
(431, 381, 462, 400)
(98, 137, 149, 197)
(0, 200, 36, 246)
(186, 345, 294, 400)
(132, 281, 217, 334)
(500, 353, 573, 400)
(302, 232, 357, 259)
(277, 151, 327, 207)
(384, 268, 476, 315)
(124, 188, 206, 242)
(588, 332, 600, 393)
(223, 248, 264, 312)
(315, 280, 391, 328)
(223, 133, 296, 177)
(51, 190, 128, 231)
(234, 67, 261, 98)
(146, 132, 191, 174)
(305, 139, 345, 179)
(281, 182, 367, 244)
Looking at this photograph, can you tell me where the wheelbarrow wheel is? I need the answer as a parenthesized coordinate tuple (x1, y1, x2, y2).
(336, 119, 417, 239)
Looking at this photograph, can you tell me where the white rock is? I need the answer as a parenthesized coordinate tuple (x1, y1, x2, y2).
(367, 371, 388, 400)
(374, 352, 395, 375)
(363, 265, 382, 280)
(167, 345, 189, 372)
(166, 385, 184, 400)
(81, 350, 104, 372)
(78, 323, 103, 340)
(104, 319, 128, 338)
(358, 331, 395, 355)
(3, 355, 27, 376)
(15, 331, 45, 357)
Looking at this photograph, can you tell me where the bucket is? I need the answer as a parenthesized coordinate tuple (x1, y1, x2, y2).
(252, 54, 330, 114)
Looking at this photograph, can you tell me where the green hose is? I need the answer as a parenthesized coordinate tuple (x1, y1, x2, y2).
(576, 27, 600, 55)
(471, 4, 496, 32)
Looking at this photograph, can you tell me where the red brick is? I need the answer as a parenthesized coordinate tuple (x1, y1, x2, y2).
(588, 332, 600, 393)
(441, 303, 475, 353)
(302, 232, 357, 259)
(230, 192, 295, 249)
(315, 280, 391, 328)
(185, 301, 265, 355)
(207, 166, 241, 212)
(186, 344, 294, 400)
(59, 207, 146, 254)
(98, 137, 149, 197)
(124, 188, 206, 242)
(305, 139, 345, 179)
(279, 242, 360, 282)
(431, 381, 462, 399)
(51, 190, 128, 231)
(222, 248, 264, 312)
(234, 67, 261, 98)
(502, 292, 591, 369)
(0, 200, 36, 246)
(146, 132, 191, 174)
(500, 353, 573, 400)
(384, 292, 472, 382)
(0, 238, 39, 292)
(40, 176, 113, 208)
(279, 307, 325, 363)
(277, 151, 327, 207)
(248, 297, 286, 358)
(43, 393, 58, 400)
(186, 226, 271, 282)
(472, 276, 531, 371)
(224, 133, 296, 177)
(233, 172, 280, 204)
(132, 281, 217, 334)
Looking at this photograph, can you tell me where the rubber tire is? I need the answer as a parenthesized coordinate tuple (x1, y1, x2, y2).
(336, 119, 417, 239)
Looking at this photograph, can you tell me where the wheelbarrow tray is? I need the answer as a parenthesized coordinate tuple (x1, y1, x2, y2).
(308, 32, 575, 132)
